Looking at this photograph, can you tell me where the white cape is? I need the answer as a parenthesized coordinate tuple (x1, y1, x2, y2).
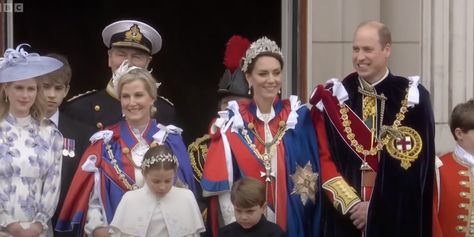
(110, 185, 204, 237)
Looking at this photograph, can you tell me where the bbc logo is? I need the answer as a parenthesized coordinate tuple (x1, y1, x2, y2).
(0, 3, 23, 13)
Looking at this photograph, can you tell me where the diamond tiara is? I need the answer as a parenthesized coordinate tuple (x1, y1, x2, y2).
(141, 153, 179, 170)
(241, 37, 283, 73)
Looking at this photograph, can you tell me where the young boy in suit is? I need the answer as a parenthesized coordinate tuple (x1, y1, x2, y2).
(38, 53, 95, 237)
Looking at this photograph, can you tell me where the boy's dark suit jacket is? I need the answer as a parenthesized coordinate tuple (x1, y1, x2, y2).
(52, 113, 95, 237)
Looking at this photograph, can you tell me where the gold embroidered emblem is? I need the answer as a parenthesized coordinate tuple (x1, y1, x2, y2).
(291, 162, 318, 205)
(322, 176, 361, 214)
(124, 24, 143, 43)
(187, 134, 211, 182)
(362, 96, 376, 120)
(385, 126, 422, 170)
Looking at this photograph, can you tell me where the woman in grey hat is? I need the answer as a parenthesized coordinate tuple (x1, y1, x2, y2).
(0, 44, 64, 237)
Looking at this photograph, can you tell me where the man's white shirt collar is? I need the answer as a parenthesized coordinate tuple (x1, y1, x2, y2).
(359, 67, 389, 87)
(49, 110, 60, 127)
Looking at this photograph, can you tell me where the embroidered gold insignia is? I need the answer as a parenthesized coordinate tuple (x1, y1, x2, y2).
(386, 126, 422, 170)
(124, 24, 143, 43)
(291, 162, 318, 205)
(187, 134, 211, 182)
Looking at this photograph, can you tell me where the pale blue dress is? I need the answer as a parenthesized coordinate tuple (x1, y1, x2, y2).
(0, 114, 63, 237)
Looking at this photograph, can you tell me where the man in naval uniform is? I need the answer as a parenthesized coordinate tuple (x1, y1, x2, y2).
(38, 53, 96, 237)
(62, 19, 175, 130)
(433, 99, 474, 237)
(188, 35, 251, 237)
(310, 21, 435, 237)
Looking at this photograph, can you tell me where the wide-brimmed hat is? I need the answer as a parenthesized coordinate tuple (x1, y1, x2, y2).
(0, 44, 63, 83)
(102, 20, 162, 55)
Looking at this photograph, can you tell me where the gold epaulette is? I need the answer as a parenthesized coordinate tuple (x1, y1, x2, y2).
(66, 89, 97, 102)
(188, 134, 211, 182)
(158, 96, 174, 106)
(322, 176, 361, 214)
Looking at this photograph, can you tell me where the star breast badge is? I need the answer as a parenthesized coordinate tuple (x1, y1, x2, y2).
(290, 162, 318, 205)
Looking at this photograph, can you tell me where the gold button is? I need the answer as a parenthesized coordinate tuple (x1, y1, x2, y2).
(96, 122, 103, 129)
(460, 192, 468, 198)
(459, 203, 467, 208)
(122, 147, 130, 154)
(279, 120, 286, 127)
(460, 181, 468, 187)
(459, 170, 468, 176)
(456, 226, 464, 231)
(458, 215, 466, 220)
(94, 105, 101, 111)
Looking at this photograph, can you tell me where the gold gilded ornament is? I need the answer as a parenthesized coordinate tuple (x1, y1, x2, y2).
(339, 89, 409, 156)
(385, 126, 422, 170)
(362, 96, 376, 120)
(322, 176, 361, 214)
(124, 24, 143, 43)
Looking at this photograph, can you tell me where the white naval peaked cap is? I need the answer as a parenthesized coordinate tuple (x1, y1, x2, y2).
(102, 20, 162, 55)
(0, 44, 63, 83)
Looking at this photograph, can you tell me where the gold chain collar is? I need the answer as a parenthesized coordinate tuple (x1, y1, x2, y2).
(340, 88, 409, 156)
(241, 121, 287, 182)
(105, 144, 139, 190)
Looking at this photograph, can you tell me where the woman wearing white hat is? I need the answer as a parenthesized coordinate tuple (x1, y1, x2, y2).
(0, 44, 64, 237)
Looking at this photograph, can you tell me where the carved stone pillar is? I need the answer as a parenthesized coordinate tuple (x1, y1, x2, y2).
(422, 0, 474, 154)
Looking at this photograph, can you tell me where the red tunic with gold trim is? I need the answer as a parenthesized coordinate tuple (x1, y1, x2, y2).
(434, 151, 474, 237)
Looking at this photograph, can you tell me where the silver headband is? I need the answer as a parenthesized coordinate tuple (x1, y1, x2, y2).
(141, 153, 179, 170)
(241, 37, 283, 73)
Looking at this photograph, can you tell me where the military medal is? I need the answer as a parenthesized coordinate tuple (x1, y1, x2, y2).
(62, 137, 69, 157)
(68, 139, 76, 158)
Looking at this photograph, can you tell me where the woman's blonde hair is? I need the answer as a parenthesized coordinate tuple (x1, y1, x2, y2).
(0, 80, 47, 121)
(117, 68, 158, 100)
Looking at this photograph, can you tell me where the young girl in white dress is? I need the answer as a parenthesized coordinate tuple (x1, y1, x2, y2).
(109, 145, 205, 237)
